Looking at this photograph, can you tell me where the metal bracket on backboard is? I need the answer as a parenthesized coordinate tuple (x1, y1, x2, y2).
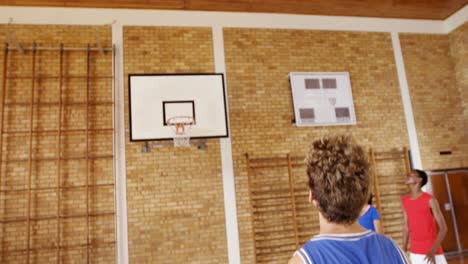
(140, 139, 207, 153)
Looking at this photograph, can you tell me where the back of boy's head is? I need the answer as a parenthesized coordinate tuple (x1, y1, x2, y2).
(305, 135, 370, 225)
(414, 169, 428, 187)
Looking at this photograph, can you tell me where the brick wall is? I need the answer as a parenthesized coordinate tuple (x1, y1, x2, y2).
(400, 33, 468, 170)
(0, 21, 464, 264)
(123, 26, 229, 263)
(0, 25, 115, 263)
(223, 28, 410, 263)
(449, 22, 468, 153)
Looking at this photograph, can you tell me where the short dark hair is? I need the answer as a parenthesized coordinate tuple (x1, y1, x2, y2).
(368, 194, 373, 205)
(414, 169, 428, 187)
(305, 135, 370, 225)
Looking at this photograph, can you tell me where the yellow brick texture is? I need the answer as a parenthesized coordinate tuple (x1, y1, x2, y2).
(0, 24, 115, 263)
(0, 21, 463, 264)
(123, 26, 228, 263)
(449, 22, 468, 156)
(224, 28, 410, 263)
(400, 33, 468, 169)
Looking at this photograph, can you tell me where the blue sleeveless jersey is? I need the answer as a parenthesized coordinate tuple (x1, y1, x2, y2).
(294, 230, 409, 264)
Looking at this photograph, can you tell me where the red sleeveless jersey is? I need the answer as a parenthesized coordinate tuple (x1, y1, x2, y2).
(402, 192, 443, 254)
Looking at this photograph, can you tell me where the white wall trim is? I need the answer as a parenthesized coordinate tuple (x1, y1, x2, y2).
(112, 22, 129, 264)
(391, 32, 423, 171)
(391, 31, 434, 193)
(213, 26, 241, 264)
(0, 6, 448, 34)
(444, 4, 468, 33)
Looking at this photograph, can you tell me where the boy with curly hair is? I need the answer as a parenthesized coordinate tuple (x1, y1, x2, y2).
(289, 135, 408, 264)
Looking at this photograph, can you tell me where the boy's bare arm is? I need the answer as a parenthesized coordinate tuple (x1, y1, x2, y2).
(424, 198, 447, 264)
(402, 208, 409, 252)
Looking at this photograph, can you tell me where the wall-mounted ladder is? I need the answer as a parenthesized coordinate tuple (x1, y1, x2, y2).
(368, 147, 410, 243)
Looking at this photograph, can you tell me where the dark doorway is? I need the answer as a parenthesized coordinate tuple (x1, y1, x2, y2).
(429, 169, 468, 254)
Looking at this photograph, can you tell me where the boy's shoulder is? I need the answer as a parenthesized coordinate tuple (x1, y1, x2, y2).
(298, 231, 408, 264)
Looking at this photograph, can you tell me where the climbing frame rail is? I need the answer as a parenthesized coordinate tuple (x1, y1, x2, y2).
(246, 147, 411, 262)
(0, 44, 8, 262)
(369, 147, 410, 243)
(0, 43, 116, 263)
(245, 154, 314, 263)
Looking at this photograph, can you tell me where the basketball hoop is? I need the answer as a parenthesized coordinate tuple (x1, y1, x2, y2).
(328, 97, 337, 106)
(166, 116, 195, 147)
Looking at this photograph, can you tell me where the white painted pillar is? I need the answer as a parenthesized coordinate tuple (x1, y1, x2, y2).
(212, 26, 241, 264)
(391, 32, 433, 192)
(112, 22, 129, 264)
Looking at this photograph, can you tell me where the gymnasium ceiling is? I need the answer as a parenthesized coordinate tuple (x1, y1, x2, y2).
(0, 0, 467, 20)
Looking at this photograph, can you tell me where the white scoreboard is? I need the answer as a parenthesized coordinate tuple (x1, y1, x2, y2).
(289, 72, 357, 127)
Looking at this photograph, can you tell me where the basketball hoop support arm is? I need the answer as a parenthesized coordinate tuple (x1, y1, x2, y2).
(140, 139, 207, 152)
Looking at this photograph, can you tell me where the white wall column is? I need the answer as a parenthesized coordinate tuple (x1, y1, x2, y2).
(212, 26, 241, 264)
(112, 22, 129, 264)
(391, 32, 422, 170)
(390, 32, 433, 192)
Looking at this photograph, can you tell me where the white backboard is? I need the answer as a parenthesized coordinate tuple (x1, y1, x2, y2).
(129, 73, 229, 141)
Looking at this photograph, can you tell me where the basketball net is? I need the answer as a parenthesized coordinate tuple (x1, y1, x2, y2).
(166, 116, 195, 147)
